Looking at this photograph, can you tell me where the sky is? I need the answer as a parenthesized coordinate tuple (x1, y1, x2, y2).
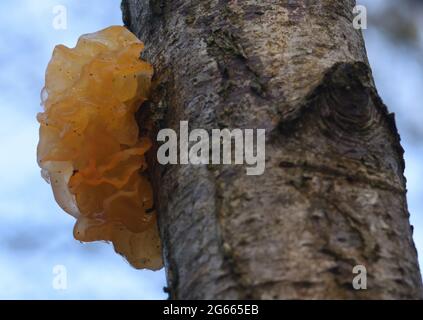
(361, 0, 423, 269)
(0, 0, 166, 300)
(0, 1, 422, 299)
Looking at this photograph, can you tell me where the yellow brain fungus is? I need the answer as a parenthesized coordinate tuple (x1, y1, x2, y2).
(37, 26, 162, 270)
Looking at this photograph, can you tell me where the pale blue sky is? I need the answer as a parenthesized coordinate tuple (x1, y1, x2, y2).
(0, 0, 421, 299)
(0, 0, 166, 300)
(361, 0, 423, 270)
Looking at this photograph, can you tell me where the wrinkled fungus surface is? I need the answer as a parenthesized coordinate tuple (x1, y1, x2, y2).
(37, 26, 162, 270)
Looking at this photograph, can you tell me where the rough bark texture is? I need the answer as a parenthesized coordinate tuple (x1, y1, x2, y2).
(122, 0, 423, 299)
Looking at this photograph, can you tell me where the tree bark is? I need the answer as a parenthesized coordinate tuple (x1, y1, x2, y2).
(122, 0, 423, 299)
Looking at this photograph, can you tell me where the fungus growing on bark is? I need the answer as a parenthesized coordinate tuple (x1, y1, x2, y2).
(37, 26, 162, 270)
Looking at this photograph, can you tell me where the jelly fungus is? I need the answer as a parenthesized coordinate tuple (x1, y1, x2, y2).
(37, 26, 162, 270)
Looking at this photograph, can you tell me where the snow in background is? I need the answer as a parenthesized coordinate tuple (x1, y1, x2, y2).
(0, 0, 421, 299)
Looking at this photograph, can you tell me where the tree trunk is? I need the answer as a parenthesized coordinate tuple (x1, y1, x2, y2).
(122, 0, 423, 299)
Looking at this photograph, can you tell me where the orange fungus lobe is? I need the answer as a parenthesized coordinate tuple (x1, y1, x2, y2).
(37, 26, 162, 270)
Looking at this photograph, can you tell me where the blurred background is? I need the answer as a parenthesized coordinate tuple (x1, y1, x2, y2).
(0, 0, 421, 299)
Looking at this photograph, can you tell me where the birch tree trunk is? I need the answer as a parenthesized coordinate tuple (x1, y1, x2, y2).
(122, 0, 423, 299)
